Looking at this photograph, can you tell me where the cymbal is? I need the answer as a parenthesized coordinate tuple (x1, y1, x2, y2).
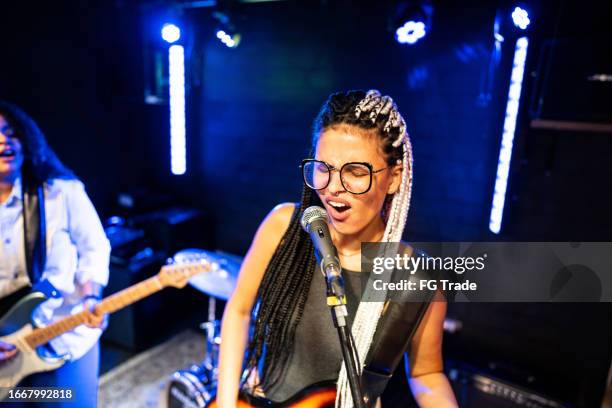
(173, 249, 241, 300)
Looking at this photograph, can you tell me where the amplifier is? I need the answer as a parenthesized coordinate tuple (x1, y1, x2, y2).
(131, 206, 212, 255)
(448, 365, 569, 408)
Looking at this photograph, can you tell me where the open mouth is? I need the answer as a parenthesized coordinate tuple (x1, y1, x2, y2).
(328, 200, 351, 213)
(325, 198, 353, 221)
(0, 149, 16, 158)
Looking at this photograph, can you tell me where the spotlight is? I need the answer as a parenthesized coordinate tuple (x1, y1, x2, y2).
(511, 6, 530, 30)
(161, 23, 181, 44)
(216, 29, 241, 48)
(393, 2, 433, 45)
(212, 10, 241, 49)
(396, 21, 427, 44)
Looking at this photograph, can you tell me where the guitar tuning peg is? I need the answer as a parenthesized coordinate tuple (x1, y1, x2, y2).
(166, 257, 175, 265)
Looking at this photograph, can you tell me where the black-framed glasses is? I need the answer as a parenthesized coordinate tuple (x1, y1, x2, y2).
(300, 159, 390, 195)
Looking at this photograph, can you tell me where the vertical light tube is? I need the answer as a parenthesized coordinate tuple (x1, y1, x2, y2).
(169, 44, 186, 175)
(489, 37, 528, 234)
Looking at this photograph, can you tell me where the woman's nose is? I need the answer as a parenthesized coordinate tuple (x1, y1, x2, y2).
(327, 170, 345, 195)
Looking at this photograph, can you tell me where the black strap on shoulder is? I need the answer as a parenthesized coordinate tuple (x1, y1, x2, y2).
(22, 175, 47, 284)
(360, 250, 441, 405)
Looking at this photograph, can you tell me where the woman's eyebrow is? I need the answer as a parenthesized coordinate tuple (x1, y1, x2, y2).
(321, 160, 341, 168)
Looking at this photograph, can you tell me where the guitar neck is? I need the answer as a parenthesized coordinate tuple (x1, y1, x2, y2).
(24, 275, 166, 349)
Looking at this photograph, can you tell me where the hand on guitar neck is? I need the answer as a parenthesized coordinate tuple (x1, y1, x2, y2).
(69, 280, 108, 330)
(81, 297, 107, 329)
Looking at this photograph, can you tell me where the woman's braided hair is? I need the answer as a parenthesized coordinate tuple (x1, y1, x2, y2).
(243, 90, 413, 402)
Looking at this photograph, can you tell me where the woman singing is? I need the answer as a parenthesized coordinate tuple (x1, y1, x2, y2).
(216, 90, 458, 407)
(0, 101, 110, 407)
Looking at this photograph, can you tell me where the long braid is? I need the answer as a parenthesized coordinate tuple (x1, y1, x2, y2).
(335, 91, 414, 408)
(244, 184, 320, 390)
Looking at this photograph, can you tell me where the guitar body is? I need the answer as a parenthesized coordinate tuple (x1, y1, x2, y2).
(206, 383, 337, 408)
(0, 291, 67, 400)
(0, 289, 46, 336)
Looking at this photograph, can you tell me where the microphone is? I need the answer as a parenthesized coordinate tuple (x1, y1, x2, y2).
(301, 208, 363, 405)
(300, 206, 345, 297)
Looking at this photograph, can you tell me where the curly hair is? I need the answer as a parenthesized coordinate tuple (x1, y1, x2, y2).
(243, 90, 412, 394)
(0, 100, 76, 183)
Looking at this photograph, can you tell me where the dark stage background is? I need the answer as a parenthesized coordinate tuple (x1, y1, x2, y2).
(1, 0, 611, 407)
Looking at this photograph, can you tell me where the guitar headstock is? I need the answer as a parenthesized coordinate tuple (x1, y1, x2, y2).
(158, 255, 213, 288)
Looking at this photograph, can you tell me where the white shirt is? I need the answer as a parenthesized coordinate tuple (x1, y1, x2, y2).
(0, 176, 110, 360)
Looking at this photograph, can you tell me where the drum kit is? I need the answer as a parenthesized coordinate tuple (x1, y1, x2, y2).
(163, 249, 242, 408)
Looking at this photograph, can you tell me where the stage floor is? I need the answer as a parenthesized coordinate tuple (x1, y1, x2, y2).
(98, 329, 205, 407)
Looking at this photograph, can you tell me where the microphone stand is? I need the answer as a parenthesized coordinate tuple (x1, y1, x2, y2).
(323, 263, 367, 408)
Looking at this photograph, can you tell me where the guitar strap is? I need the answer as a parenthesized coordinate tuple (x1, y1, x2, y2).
(21, 173, 47, 284)
(359, 250, 449, 406)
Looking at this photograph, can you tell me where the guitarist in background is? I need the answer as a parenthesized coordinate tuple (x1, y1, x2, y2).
(0, 100, 110, 407)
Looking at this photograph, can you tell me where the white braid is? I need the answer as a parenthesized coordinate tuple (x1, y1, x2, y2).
(335, 125, 414, 408)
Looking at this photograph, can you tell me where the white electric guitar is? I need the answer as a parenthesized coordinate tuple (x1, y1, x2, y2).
(0, 256, 213, 400)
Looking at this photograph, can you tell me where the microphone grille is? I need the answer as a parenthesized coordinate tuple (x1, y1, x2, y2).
(300, 206, 328, 232)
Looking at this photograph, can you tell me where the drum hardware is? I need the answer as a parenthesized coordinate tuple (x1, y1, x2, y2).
(164, 249, 242, 408)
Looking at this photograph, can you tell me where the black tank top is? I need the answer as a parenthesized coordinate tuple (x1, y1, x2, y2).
(262, 264, 369, 402)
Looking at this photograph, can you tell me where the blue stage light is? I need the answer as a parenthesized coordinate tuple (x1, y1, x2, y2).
(216, 29, 239, 48)
(489, 37, 529, 233)
(511, 7, 530, 30)
(161, 23, 181, 44)
(169, 44, 186, 175)
(396, 20, 427, 45)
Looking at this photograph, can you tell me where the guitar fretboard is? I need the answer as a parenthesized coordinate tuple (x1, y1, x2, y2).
(24, 276, 165, 349)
